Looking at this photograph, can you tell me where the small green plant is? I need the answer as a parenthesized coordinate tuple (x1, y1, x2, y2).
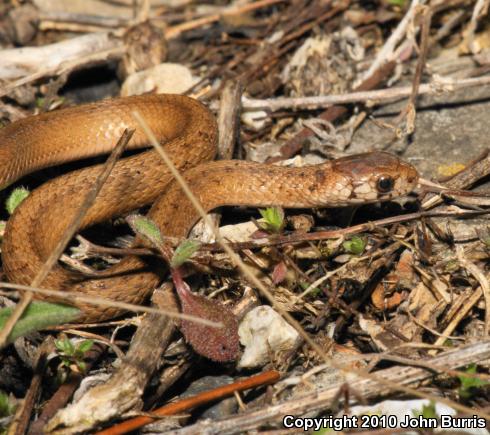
(442, 339, 454, 347)
(171, 239, 201, 268)
(458, 364, 489, 400)
(342, 236, 367, 255)
(0, 221, 6, 241)
(482, 236, 490, 248)
(0, 390, 15, 418)
(412, 401, 438, 419)
(299, 281, 321, 297)
(36, 96, 65, 108)
(388, 0, 406, 6)
(127, 214, 202, 267)
(313, 428, 333, 434)
(5, 188, 29, 215)
(35, 97, 45, 108)
(55, 337, 94, 374)
(127, 214, 163, 247)
(444, 260, 459, 273)
(259, 207, 285, 233)
(478, 230, 490, 249)
(127, 216, 239, 361)
(318, 241, 332, 257)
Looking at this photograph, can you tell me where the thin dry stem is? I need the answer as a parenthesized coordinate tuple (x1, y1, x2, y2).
(456, 245, 490, 335)
(0, 282, 220, 328)
(465, 0, 490, 53)
(242, 74, 490, 112)
(164, 0, 285, 39)
(433, 287, 483, 348)
(396, 4, 432, 134)
(359, 0, 426, 83)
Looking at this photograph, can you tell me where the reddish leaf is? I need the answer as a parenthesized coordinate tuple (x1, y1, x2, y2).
(251, 229, 270, 239)
(171, 269, 239, 362)
(272, 261, 288, 285)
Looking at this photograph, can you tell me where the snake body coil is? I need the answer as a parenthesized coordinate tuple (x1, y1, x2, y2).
(0, 94, 418, 322)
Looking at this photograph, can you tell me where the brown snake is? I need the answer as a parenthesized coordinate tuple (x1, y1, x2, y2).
(0, 94, 419, 323)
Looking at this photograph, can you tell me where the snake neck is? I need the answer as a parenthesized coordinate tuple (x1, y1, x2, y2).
(147, 159, 340, 241)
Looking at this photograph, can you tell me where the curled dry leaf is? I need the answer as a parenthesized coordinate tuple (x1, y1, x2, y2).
(272, 260, 288, 285)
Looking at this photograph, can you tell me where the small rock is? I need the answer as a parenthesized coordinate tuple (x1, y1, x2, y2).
(180, 375, 237, 420)
(238, 306, 300, 368)
(121, 63, 198, 97)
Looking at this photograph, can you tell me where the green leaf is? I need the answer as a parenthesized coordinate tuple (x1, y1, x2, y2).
(55, 337, 75, 355)
(479, 233, 490, 248)
(388, 0, 406, 5)
(5, 187, 30, 215)
(171, 240, 201, 268)
(54, 338, 94, 374)
(458, 364, 489, 399)
(0, 302, 80, 344)
(0, 221, 6, 241)
(477, 229, 490, 252)
(259, 207, 285, 233)
(412, 401, 438, 419)
(126, 214, 163, 247)
(299, 281, 321, 297)
(0, 390, 15, 418)
(313, 428, 333, 434)
(342, 236, 367, 255)
(77, 339, 94, 354)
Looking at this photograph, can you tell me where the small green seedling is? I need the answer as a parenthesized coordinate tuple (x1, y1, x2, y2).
(482, 237, 490, 248)
(342, 236, 367, 255)
(388, 0, 406, 6)
(127, 216, 239, 361)
(259, 207, 285, 233)
(0, 390, 15, 418)
(5, 188, 29, 215)
(313, 428, 333, 434)
(0, 390, 15, 434)
(36, 96, 65, 109)
(479, 231, 490, 249)
(35, 97, 45, 108)
(299, 281, 321, 297)
(126, 214, 163, 247)
(412, 401, 438, 419)
(458, 364, 489, 400)
(171, 239, 201, 268)
(55, 337, 94, 374)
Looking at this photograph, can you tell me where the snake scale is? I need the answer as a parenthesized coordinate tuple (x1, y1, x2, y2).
(0, 94, 419, 322)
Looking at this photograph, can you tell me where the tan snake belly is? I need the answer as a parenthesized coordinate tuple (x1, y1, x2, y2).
(0, 94, 419, 322)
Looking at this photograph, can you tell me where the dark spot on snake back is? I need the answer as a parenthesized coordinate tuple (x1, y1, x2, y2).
(315, 170, 325, 183)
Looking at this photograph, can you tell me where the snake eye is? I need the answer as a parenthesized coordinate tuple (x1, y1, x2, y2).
(376, 175, 395, 193)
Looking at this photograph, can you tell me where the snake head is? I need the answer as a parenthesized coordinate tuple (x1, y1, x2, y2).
(330, 152, 419, 205)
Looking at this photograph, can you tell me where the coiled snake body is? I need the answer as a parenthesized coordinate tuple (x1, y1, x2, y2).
(0, 94, 419, 322)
